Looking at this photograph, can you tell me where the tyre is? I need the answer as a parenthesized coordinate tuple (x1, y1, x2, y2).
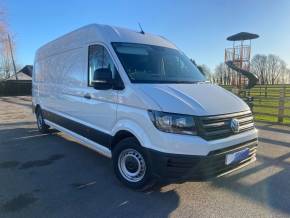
(36, 108, 49, 133)
(112, 137, 154, 190)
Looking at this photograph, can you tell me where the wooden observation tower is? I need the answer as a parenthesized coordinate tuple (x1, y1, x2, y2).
(225, 32, 259, 89)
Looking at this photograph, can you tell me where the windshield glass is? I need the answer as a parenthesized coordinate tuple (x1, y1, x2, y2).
(112, 42, 206, 83)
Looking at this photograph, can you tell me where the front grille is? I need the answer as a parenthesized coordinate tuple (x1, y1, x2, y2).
(198, 110, 255, 140)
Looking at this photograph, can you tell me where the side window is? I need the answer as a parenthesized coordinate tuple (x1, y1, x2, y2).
(88, 45, 116, 86)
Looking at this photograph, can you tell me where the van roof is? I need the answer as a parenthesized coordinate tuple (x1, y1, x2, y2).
(35, 24, 177, 61)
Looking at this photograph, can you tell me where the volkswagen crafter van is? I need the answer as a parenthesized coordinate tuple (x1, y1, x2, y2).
(33, 24, 258, 189)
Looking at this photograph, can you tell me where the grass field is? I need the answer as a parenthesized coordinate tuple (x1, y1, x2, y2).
(222, 84, 290, 124)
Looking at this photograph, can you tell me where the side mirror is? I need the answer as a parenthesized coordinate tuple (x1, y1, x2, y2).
(91, 68, 113, 90)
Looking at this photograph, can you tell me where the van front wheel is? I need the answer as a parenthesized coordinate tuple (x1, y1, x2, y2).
(113, 137, 153, 190)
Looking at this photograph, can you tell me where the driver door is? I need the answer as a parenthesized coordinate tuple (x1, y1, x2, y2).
(78, 44, 118, 137)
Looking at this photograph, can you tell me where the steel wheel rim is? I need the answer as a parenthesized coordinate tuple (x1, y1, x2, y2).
(118, 148, 146, 182)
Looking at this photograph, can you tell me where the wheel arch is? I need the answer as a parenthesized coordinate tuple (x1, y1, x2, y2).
(111, 130, 137, 151)
(111, 120, 153, 151)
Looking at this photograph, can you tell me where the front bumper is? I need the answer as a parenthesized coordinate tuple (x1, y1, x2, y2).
(147, 139, 258, 180)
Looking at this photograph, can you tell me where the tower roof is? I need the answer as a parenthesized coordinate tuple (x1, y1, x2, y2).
(227, 32, 259, 41)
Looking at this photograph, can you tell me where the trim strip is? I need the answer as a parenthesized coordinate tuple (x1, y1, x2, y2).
(45, 120, 111, 158)
(42, 109, 112, 149)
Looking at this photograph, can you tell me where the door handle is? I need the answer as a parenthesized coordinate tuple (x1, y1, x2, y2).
(84, 93, 91, 99)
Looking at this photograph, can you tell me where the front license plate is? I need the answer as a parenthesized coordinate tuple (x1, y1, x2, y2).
(225, 148, 250, 165)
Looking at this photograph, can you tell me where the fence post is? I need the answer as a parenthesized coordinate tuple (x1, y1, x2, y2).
(259, 86, 261, 104)
(278, 86, 286, 123)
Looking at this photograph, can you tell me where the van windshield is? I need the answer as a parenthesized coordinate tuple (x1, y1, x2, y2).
(112, 42, 205, 83)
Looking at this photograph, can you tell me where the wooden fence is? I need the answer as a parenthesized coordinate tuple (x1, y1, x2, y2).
(223, 85, 290, 124)
(0, 80, 32, 97)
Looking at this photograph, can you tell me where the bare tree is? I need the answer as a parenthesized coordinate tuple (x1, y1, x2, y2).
(214, 63, 228, 84)
(267, 54, 286, 84)
(277, 67, 289, 84)
(251, 54, 268, 84)
(0, 6, 17, 80)
(283, 68, 290, 84)
(198, 64, 212, 81)
(190, 59, 213, 82)
(251, 54, 289, 85)
(213, 54, 289, 86)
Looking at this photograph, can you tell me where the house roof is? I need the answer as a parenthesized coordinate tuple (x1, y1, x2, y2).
(2, 65, 33, 81)
(17, 65, 33, 77)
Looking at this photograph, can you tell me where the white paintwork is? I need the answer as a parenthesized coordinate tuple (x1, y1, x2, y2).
(111, 104, 258, 155)
(33, 24, 258, 158)
(135, 83, 249, 116)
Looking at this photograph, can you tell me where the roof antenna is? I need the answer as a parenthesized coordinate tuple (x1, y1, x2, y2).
(138, 23, 145, 34)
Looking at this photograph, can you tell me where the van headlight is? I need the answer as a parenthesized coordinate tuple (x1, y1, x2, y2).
(148, 110, 197, 135)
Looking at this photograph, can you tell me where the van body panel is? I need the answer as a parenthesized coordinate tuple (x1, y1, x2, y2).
(113, 104, 258, 155)
(33, 24, 258, 182)
(35, 24, 176, 62)
(135, 83, 249, 116)
(116, 86, 161, 111)
(34, 46, 87, 119)
(80, 87, 117, 134)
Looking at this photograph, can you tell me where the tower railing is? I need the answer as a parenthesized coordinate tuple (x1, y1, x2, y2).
(225, 45, 251, 63)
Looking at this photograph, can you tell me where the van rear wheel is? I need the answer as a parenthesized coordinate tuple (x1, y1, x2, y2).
(36, 108, 49, 133)
(113, 137, 154, 190)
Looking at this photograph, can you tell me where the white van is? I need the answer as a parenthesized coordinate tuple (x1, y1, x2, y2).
(33, 24, 258, 189)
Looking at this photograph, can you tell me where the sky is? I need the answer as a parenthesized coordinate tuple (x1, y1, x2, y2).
(2, 0, 290, 72)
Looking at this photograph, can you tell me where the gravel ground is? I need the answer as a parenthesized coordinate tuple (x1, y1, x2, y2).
(0, 96, 290, 218)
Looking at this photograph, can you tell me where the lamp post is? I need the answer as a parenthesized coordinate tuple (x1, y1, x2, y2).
(7, 34, 18, 80)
